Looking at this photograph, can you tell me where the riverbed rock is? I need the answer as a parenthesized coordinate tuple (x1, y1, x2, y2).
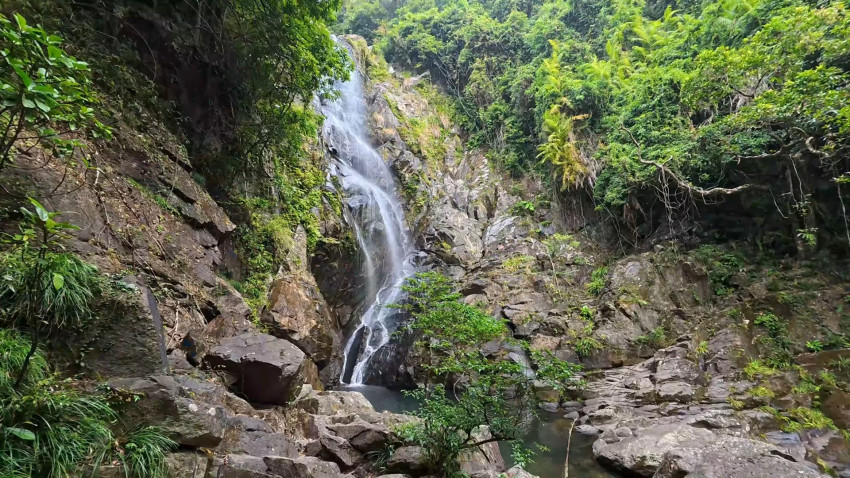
(204, 333, 318, 405)
(595, 423, 820, 477)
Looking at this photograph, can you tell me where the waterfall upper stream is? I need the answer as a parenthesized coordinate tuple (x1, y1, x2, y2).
(321, 48, 416, 386)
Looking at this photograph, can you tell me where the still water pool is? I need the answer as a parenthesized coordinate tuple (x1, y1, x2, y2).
(339, 386, 617, 478)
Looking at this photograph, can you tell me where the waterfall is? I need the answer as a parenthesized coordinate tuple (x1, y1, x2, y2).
(321, 46, 416, 386)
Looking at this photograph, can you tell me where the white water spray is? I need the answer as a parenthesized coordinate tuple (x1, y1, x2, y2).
(321, 46, 416, 386)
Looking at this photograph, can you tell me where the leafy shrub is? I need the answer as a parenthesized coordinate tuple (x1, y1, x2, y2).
(0, 200, 101, 386)
(586, 266, 608, 295)
(743, 360, 778, 380)
(0, 330, 175, 478)
(393, 272, 583, 475)
(502, 255, 535, 273)
(693, 245, 744, 296)
(117, 426, 176, 478)
(748, 386, 775, 399)
(635, 327, 668, 348)
(510, 200, 536, 216)
(574, 336, 603, 357)
(0, 13, 111, 176)
(806, 340, 824, 352)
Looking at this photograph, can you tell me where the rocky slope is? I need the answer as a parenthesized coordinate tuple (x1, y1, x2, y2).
(2, 12, 847, 475)
(332, 36, 850, 477)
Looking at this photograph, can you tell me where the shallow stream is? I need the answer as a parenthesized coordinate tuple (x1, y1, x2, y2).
(340, 386, 617, 478)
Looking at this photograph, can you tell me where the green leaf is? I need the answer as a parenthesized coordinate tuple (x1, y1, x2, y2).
(52, 273, 65, 290)
(34, 99, 50, 112)
(28, 198, 49, 222)
(7, 427, 35, 441)
(14, 14, 27, 31)
(12, 65, 33, 89)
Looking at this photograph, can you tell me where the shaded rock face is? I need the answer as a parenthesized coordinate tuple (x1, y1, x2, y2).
(261, 228, 343, 381)
(204, 333, 319, 405)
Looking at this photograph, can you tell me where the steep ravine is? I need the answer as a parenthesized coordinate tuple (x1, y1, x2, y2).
(317, 36, 850, 478)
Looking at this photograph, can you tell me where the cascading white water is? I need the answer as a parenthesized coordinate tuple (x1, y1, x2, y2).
(321, 47, 416, 386)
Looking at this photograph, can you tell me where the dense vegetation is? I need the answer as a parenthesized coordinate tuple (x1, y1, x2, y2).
(339, 0, 850, 251)
(0, 329, 175, 478)
(393, 272, 583, 475)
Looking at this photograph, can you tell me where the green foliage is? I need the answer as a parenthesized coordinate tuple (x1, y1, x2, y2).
(502, 254, 535, 273)
(351, 0, 850, 246)
(807, 340, 825, 352)
(510, 200, 536, 216)
(586, 266, 608, 295)
(753, 311, 792, 367)
(781, 407, 837, 433)
(573, 336, 603, 357)
(743, 360, 778, 380)
(0, 200, 102, 386)
(116, 426, 177, 478)
(635, 326, 668, 348)
(748, 386, 775, 399)
(0, 330, 173, 478)
(0, 13, 111, 176)
(394, 272, 583, 475)
(693, 245, 744, 296)
(579, 305, 594, 323)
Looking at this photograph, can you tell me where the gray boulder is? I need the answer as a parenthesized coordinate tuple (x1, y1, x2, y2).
(204, 333, 318, 405)
(595, 423, 822, 477)
(264, 456, 350, 478)
(387, 446, 429, 475)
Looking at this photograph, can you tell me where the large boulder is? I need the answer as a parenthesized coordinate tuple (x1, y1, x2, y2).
(204, 333, 318, 405)
(595, 423, 821, 477)
(264, 456, 351, 478)
(387, 446, 429, 475)
(458, 427, 506, 478)
(291, 385, 375, 416)
(260, 227, 342, 373)
(107, 375, 233, 448)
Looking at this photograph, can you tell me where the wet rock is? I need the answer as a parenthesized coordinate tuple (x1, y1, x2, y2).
(204, 333, 318, 405)
(502, 467, 540, 478)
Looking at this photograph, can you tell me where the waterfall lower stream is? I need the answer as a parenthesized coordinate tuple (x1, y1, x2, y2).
(321, 48, 416, 386)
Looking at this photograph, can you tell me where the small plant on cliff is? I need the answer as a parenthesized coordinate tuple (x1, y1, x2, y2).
(510, 200, 536, 216)
(393, 272, 583, 476)
(586, 266, 608, 295)
(0, 199, 101, 387)
(0, 13, 111, 176)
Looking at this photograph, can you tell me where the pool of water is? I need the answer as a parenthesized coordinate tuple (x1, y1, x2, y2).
(339, 385, 617, 478)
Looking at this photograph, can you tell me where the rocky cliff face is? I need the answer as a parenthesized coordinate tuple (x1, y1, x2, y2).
(331, 35, 850, 477)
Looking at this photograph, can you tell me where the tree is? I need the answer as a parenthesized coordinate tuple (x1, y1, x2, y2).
(393, 272, 583, 475)
(0, 199, 100, 388)
(0, 13, 110, 177)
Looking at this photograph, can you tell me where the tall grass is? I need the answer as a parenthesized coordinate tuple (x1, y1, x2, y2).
(0, 330, 174, 478)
